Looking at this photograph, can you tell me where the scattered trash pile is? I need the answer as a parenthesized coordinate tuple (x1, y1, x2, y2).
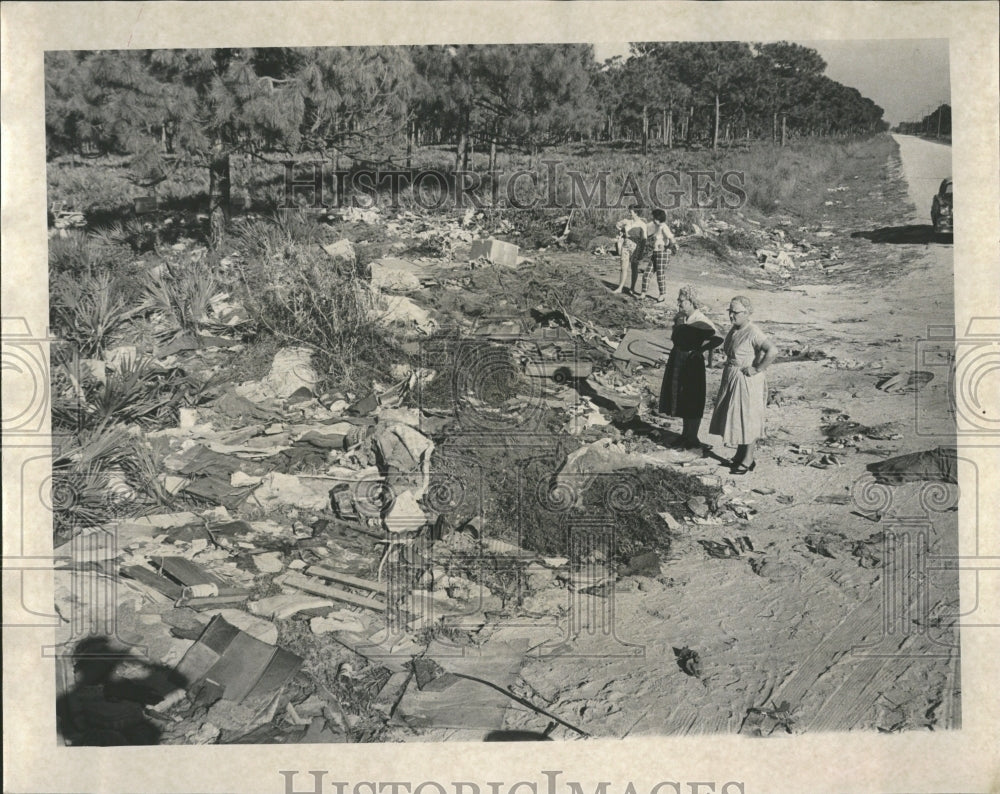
(55, 318, 737, 744)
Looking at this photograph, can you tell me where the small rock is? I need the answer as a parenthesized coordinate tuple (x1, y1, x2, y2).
(525, 563, 556, 591)
(322, 238, 356, 264)
(625, 551, 661, 577)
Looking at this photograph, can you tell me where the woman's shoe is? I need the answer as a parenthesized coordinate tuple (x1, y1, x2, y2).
(730, 461, 757, 475)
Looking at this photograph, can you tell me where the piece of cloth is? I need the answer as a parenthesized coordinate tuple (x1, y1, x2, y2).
(709, 321, 770, 446)
(866, 446, 957, 485)
(659, 310, 722, 419)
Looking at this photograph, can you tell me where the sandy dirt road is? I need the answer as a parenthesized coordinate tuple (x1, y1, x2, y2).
(893, 133, 952, 224)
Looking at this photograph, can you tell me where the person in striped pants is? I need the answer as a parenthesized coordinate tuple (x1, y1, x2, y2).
(638, 208, 677, 303)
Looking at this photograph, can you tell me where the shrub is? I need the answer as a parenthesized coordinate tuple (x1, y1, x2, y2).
(51, 352, 191, 434)
(230, 213, 401, 392)
(140, 262, 220, 344)
(51, 425, 172, 539)
(50, 271, 139, 358)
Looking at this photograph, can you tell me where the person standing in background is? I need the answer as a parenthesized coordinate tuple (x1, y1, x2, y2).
(638, 208, 677, 303)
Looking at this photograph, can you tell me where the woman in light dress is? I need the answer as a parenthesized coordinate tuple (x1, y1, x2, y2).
(709, 295, 777, 474)
(611, 214, 646, 295)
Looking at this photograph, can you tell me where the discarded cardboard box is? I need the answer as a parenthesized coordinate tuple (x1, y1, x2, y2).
(175, 614, 302, 706)
(470, 238, 519, 268)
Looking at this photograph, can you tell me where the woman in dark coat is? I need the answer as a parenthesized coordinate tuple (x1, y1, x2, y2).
(659, 285, 723, 449)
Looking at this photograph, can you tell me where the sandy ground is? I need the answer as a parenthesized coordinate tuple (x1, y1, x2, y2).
(445, 135, 960, 740)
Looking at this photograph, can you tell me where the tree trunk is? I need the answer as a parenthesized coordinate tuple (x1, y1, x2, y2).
(489, 137, 497, 173)
(772, 112, 778, 144)
(666, 101, 674, 149)
(455, 129, 466, 171)
(406, 120, 413, 169)
(643, 105, 650, 153)
(209, 149, 231, 248)
(713, 93, 720, 151)
(781, 114, 787, 147)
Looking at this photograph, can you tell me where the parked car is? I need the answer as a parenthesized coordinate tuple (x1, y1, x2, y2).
(931, 178, 953, 233)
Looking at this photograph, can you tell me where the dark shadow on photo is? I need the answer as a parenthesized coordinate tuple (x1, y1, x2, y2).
(851, 225, 953, 245)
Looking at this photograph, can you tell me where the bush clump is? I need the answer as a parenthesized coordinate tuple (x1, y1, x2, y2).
(230, 212, 402, 393)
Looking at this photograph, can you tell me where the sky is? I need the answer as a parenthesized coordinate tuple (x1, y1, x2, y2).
(591, 39, 950, 125)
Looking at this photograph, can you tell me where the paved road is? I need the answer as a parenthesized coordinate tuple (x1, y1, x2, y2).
(892, 133, 952, 224)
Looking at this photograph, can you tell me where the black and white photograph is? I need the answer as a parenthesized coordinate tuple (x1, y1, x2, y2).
(3, 2, 999, 793)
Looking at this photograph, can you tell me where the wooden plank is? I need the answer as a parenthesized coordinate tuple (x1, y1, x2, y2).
(282, 571, 385, 612)
(304, 566, 387, 595)
(120, 565, 184, 600)
(183, 594, 251, 610)
(371, 670, 413, 718)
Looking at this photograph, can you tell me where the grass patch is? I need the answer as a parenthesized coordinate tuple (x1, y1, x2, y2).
(229, 212, 403, 394)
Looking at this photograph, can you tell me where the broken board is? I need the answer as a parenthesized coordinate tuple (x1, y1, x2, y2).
(281, 570, 386, 611)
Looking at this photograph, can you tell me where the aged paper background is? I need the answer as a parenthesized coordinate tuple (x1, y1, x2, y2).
(3, 2, 998, 792)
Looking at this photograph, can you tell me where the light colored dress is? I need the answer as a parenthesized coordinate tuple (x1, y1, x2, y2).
(709, 321, 769, 445)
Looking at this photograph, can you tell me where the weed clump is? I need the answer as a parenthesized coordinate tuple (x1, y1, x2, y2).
(230, 213, 403, 393)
